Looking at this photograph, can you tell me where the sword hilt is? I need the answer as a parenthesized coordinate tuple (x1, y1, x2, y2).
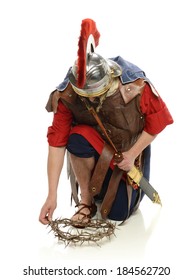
(127, 165, 143, 185)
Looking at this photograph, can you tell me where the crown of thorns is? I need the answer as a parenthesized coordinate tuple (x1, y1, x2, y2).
(48, 218, 116, 246)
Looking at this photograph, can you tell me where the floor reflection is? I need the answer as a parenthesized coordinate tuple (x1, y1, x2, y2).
(38, 206, 162, 261)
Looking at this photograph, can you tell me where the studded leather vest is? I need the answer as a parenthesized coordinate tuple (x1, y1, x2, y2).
(47, 78, 146, 152)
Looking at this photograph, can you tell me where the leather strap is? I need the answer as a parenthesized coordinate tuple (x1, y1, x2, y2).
(81, 97, 118, 152)
(100, 166, 124, 219)
(89, 143, 114, 196)
(131, 188, 142, 214)
(126, 182, 133, 218)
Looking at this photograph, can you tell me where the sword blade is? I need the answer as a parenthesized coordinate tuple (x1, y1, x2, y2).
(139, 177, 162, 205)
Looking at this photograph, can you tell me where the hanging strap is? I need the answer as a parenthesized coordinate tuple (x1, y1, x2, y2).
(100, 166, 124, 219)
(81, 97, 119, 153)
(89, 143, 114, 196)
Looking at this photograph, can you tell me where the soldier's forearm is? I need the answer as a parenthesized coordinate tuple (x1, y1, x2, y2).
(47, 145, 66, 197)
(128, 131, 157, 159)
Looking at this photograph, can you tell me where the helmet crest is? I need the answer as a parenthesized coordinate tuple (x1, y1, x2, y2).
(77, 19, 100, 88)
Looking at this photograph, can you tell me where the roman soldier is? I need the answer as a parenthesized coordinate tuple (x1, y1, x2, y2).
(39, 19, 173, 228)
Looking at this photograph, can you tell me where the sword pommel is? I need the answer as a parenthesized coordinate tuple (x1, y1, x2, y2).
(114, 152, 124, 163)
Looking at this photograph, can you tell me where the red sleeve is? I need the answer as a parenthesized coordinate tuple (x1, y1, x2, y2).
(140, 83, 173, 134)
(47, 100, 73, 147)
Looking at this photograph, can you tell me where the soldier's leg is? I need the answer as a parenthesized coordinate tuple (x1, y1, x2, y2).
(69, 153, 94, 206)
(66, 134, 98, 223)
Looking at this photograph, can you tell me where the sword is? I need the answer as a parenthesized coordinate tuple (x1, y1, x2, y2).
(114, 152, 162, 206)
(127, 165, 162, 205)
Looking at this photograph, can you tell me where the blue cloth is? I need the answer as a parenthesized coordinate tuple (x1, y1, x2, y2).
(110, 56, 146, 83)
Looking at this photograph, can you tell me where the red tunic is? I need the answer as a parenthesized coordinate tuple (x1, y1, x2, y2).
(47, 83, 173, 152)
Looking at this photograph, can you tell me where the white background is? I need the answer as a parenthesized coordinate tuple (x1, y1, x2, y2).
(0, 0, 191, 279)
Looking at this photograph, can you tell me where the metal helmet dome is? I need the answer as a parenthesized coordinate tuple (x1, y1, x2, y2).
(68, 19, 122, 97)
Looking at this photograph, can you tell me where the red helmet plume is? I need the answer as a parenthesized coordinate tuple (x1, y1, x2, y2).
(77, 19, 100, 88)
